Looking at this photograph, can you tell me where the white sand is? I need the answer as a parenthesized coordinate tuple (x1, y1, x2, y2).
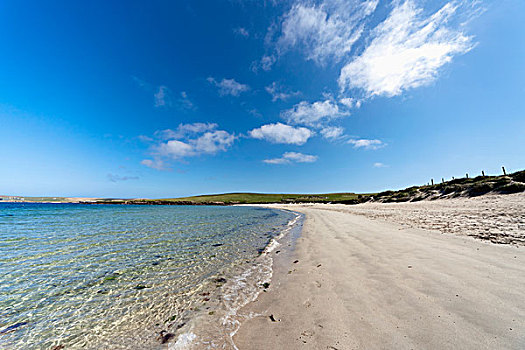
(234, 195, 525, 349)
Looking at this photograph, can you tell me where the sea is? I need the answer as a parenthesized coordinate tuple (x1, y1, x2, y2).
(0, 203, 302, 349)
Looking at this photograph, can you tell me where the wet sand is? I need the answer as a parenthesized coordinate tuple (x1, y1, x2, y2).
(234, 196, 525, 349)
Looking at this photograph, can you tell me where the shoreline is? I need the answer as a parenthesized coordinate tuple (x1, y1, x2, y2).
(0, 205, 300, 350)
(234, 200, 525, 349)
(169, 208, 304, 349)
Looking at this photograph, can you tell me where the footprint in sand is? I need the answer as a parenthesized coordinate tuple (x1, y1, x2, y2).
(299, 330, 314, 344)
(303, 300, 312, 308)
(315, 280, 322, 288)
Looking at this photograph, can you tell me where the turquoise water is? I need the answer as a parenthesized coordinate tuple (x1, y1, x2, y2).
(0, 203, 298, 349)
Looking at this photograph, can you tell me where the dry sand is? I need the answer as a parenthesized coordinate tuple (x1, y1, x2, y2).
(234, 194, 525, 349)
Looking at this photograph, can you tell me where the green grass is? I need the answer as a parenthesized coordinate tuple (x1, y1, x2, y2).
(159, 192, 368, 204)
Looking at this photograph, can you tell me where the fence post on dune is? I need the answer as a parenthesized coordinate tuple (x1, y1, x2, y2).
(442, 178, 444, 183)
(466, 173, 469, 179)
(482, 170, 485, 177)
(431, 179, 434, 186)
(502, 166, 506, 176)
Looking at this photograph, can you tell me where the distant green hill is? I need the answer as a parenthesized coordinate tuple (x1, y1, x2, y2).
(160, 192, 366, 204)
(149, 170, 525, 205)
(4, 170, 524, 205)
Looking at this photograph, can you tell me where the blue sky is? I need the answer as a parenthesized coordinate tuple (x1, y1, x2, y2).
(1, 0, 524, 198)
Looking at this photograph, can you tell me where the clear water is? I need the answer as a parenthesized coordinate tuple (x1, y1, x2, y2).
(0, 203, 299, 349)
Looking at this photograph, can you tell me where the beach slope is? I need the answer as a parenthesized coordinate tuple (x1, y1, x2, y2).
(234, 202, 525, 349)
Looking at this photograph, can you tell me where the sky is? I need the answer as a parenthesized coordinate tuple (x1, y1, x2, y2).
(1, 0, 524, 198)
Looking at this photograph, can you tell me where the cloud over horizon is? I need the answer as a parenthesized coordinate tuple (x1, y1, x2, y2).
(107, 173, 140, 182)
(264, 151, 318, 164)
(142, 123, 236, 169)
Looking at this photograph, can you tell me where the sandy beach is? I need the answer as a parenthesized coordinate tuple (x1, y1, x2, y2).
(234, 194, 525, 349)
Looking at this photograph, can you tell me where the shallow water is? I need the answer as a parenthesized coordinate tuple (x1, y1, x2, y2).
(0, 203, 298, 349)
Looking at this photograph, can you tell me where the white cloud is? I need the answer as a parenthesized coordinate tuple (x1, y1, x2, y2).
(107, 174, 139, 182)
(373, 162, 388, 168)
(154, 85, 171, 107)
(234, 27, 249, 37)
(281, 99, 348, 127)
(179, 91, 195, 110)
(158, 140, 195, 158)
(339, 1, 475, 97)
(264, 151, 318, 164)
(141, 158, 166, 170)
(155, 130, 234, 159)
(339, 97, 355, 108)
(320, 126, 344, 139)
(249, 122, 312, 145)
(263, 157, 289, 164)
(348, 138, 385, 150)
(177, 122, 218, 135)
(193, 130, 235, 154)
(275, 0, 379, 65)
(261, 55, 276, 71)
(251, 55, 277, 72)
(265, 82, 300, 102)
(207, 77, 250, 96)
(142, 123, 235, 168)
(154, 123, 218, 140)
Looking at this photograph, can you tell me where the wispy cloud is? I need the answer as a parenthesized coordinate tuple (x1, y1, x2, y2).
(234, 27, 250, 38)
(320, 126, 344, 140)
(132, 75, 150, 89)
(348, 138, 385, 150)
(140, 159, 166, 170)
(339, 97, 359, 109)
(251, 54, 276, 72)
(207, 77, 250, 96)
(265, 82, 300, 102)
(249, 122, 312, 145)
(141, 123, 235, 169)
(339, 1, 475, 97)
(264, 151, 318, 164)
(281, 99, 349, 127)
(373, 162, 388, 168)
(274, 0, 378, 65)
(261, 0, 479, 112)
(107, 173, 139, 182)
(154, 123, 218, 140)
(248, 108, 262, 118)
(178, 91, 195, 110)
(154, 85, 171, 107)
(133, 77, 178, 108)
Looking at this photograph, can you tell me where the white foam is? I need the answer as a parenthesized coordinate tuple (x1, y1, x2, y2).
(220, 212, 302, 348)
(178, 211, 302, 350)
